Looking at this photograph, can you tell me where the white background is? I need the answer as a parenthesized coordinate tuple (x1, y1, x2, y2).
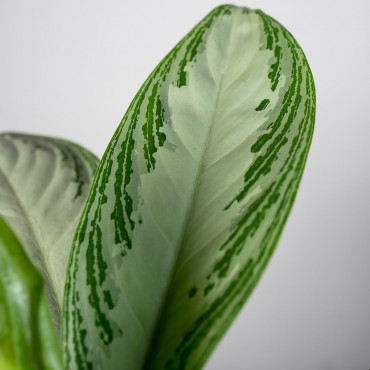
(1, 1, 369, 369)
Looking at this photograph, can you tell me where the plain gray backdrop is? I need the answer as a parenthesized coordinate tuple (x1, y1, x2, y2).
(1, 0, 369, 369)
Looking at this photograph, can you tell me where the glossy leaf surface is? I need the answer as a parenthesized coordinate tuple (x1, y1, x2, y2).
(0, 217, 63, 370)
(63, 5, 315, 369)
(0, 133, 99, 330)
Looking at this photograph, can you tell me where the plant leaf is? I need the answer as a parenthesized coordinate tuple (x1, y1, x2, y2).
(0, 217, 63, 370)
(63, 4, 315, 369)
(0, 133, 99, 331)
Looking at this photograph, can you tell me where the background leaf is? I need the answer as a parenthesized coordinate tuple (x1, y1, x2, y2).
(0, 133, 99, 331)
(0, 217, 63, 370)
(63, 5, 315, 369)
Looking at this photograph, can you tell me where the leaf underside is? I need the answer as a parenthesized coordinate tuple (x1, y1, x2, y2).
(63, 4, 315, 370)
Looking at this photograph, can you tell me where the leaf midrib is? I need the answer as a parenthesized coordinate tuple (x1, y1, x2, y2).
(142, 13, 237, 368)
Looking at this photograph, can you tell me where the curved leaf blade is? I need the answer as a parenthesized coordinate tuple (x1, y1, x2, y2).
(0, 217, 63, 370)
(0, 133, 99, 330)
(64, 5, 315, 369)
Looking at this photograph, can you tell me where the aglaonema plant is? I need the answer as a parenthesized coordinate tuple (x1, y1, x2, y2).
(0, 4, 315, 370)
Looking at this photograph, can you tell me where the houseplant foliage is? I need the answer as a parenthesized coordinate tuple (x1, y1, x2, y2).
(0, 134, 98, 369)
(0, 4, 315, 370)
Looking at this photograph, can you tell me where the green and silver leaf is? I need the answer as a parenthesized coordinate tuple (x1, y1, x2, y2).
(63, 4, 315, 370)
(0, 217, 63, 370)
(0, 133, 99, 331)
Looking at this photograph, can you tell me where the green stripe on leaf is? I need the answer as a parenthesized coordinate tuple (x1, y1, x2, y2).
(63, 4, 315, 370)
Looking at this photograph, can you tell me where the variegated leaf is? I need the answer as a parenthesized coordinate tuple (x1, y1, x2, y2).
(0, 133, 99, 331)
(63, 4, 315, 369)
